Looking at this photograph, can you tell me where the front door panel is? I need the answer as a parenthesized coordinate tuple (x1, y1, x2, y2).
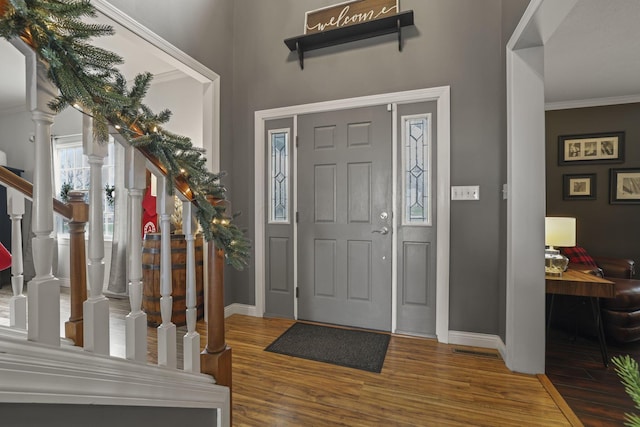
(297, 105, 392, 331)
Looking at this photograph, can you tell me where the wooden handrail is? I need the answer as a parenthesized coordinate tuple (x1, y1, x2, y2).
(0, 166, 88, 346)
(0, 166, 73, 219)
(136, 146, 195, 203)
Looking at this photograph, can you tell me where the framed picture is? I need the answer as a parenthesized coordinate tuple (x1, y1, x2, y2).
(563, 173, 596, 200)
(610, 168, 640, 204)
(558, 131, 625, 165)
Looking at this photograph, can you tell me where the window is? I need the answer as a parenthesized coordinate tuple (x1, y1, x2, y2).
(52, 134, 115, 239)
(402, 114, 432, 226)
(268, 129, 290, 223)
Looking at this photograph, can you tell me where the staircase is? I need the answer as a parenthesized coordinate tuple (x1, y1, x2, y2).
(0, 24, 232, 427)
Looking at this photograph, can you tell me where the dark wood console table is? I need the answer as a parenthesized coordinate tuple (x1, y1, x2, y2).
(546, 269, 615, 366)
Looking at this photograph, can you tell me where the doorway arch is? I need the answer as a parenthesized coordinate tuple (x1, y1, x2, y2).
(505, 0, 578, 374)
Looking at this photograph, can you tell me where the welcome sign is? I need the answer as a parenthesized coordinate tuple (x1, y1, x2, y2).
(305, 0, 399, 34)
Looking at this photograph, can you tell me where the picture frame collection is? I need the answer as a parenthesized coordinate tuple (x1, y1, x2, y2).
(559, 131, 640, 204)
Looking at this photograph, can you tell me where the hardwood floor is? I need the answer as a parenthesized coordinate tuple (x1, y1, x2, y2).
(546, 326, 639, 427)
(0, 285, 577, 426)
(227, 315, 574, 426)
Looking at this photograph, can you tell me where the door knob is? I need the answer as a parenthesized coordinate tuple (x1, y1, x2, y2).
(372, 226, 389, 235)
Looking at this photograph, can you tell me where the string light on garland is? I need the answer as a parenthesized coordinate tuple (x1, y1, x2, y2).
(0, 0, 249, 269)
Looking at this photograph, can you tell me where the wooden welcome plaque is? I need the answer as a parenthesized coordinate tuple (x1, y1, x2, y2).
(305, 0, 399, 34)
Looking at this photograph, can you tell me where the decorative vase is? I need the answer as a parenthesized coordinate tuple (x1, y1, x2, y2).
(545, 249, 569, 276)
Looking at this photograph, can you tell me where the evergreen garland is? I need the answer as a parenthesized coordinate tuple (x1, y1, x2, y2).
(0, 0, 250, 269)
(612, 355, 640, 427)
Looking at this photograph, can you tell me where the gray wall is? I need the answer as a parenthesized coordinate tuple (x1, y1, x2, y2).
(102, 0, 529, 335)
(229, 0, 526, 335)
(546, 103, 640, 278)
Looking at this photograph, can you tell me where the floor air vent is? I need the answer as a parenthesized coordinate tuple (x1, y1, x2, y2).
(452, 348, 500, 359)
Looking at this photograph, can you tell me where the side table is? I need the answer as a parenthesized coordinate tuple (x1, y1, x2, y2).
(546, 269, 615, 367)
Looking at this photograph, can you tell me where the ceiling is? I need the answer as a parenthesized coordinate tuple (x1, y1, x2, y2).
(544, 0, 640, 107)
(1, 1, 640, 113)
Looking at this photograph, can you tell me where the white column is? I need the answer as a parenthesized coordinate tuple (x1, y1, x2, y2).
(25, 53, 60, 346)
(82, 115, 110, 355)
(182, 199, 200, 372)
(506, 45, 546, 374)
(7, 188, 26, 330)
(157, 175, 176, 368)
(124, 145, 147, 362)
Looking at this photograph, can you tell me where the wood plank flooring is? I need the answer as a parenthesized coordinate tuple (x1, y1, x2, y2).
(227, 315, 573, 426)
(0, 285, 576, 426)
(546, 326, 640, 427)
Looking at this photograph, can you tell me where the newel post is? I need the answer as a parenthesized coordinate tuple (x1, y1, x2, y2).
(201, 196, 232, 389)
(65, 191, 88, 346)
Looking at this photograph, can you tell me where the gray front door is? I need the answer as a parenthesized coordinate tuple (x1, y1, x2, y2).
(297, 105, 392, 331)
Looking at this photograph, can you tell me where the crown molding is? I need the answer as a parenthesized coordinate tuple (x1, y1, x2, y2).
(545, 94, 640, 111)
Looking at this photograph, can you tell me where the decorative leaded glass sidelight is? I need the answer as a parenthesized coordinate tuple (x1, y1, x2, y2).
(269, 129, 290, 223)
(403, 115, 431, 225)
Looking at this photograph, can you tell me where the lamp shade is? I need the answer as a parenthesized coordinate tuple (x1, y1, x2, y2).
(545, 217, 576, 247)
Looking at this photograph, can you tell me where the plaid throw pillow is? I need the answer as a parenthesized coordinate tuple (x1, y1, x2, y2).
(561, 246, 597, 267)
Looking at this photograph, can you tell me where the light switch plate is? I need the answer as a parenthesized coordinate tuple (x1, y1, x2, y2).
(451, 185, 480, 201)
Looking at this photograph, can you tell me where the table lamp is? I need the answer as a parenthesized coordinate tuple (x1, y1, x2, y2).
(545, 217, 576, 276)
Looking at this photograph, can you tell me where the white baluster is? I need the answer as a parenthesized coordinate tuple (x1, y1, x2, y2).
(82, 115, 110, 355)
(18, 42, 61, 346)
(124, 145, 147, 362)
(182, 199, 200, 372)
(157, 175, 176, 368)
(7, 188, 26, 330)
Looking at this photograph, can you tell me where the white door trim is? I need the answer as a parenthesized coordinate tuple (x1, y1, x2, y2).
(255, 87, 451, 342)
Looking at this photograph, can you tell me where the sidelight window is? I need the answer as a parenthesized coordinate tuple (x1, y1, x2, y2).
(402, 114, 431, 226)
(269, 129, 290, 223)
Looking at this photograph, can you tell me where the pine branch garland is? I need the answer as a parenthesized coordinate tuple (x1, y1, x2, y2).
(612, 355, 640, 427)
(0, 0, 250, 269)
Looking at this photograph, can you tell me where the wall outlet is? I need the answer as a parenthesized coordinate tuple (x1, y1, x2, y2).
(451, 185, 480, 201)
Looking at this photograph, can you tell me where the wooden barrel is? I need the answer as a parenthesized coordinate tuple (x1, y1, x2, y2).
(142, 233, 205, 327)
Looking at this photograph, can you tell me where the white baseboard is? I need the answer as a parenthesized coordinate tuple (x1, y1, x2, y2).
(224, 303, 259, 318)
(448, 330, 505, 352)
(496, 336, 507, 361)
